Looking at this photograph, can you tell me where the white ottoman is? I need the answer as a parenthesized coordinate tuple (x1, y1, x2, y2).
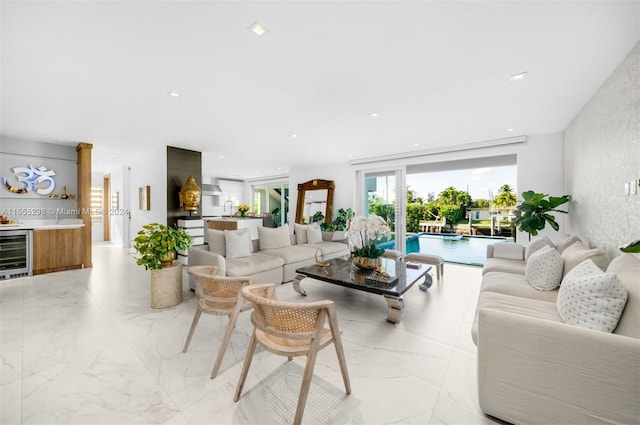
(404, 253, 444, 284)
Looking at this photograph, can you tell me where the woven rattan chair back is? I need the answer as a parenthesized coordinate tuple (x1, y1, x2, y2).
(184, 265, 254, 379)
(234, 283, 351, 425)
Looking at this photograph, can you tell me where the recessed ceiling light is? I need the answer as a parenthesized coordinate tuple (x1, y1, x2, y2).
(248, 22, 268, 37)
(509, 72, 528, 82)
(290, 134, 297, 138)
(115, 150, 121, 154)
(413, 143, 419, 147)
(218, 155, 224, 159)
(369, 112, 379, 118)
(507, 128, 515, 132)
(167, 91, 181, 97)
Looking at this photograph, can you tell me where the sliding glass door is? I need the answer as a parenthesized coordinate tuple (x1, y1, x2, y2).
(357, 167, 406, 253)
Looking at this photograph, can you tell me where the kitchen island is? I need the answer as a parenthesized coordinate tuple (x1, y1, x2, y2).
(205, 217, 263, 240)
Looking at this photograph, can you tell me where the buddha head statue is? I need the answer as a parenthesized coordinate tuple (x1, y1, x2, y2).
(179, 176, 201, 212)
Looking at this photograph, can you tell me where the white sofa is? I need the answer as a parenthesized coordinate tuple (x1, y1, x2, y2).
(473, 236, 640, 424)
(188, 223, 350, 284)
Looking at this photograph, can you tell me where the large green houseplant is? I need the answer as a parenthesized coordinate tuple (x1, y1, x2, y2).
(513, 191, 571, 238)
(133, 223, 194, 270)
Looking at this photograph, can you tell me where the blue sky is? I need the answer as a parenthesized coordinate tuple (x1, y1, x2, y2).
(407, 166, 517, 201)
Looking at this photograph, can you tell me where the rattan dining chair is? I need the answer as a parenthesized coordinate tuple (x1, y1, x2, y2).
(233, 283, 351, 425)
(184, 265, 255, 379)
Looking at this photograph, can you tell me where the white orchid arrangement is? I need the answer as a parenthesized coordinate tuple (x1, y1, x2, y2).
(347, 214, 391, 259)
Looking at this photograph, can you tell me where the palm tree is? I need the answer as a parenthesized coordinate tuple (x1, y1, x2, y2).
(493, 184, 516, 208)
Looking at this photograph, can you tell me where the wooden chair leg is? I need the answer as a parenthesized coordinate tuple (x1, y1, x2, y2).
(234, 330, 258, 402)
(328, 312, 351, 394)
(293, 341, 321, 425)
(183, 308, 202, 353)
(211, 302, 243, 379)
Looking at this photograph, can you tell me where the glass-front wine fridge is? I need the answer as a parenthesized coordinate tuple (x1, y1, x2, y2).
(0, 230, 33, 280)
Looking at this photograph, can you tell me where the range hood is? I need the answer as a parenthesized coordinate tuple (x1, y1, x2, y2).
(201, 184, 223, 196)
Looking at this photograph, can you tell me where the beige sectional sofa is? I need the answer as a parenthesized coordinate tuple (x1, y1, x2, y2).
(188, 223, 350, 284)
(473, 236, 640, 424)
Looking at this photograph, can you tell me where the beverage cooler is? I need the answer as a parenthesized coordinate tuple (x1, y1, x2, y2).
(0, 230, 33, 279)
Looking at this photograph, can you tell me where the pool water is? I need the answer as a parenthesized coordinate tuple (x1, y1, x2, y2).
(397, 233, 512, 266)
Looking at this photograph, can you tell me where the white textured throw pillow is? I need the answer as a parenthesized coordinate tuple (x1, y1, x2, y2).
(294, 223, 309, 244)
(258, 224, 291, 250)
(525, 245, 564, 291)
(557, 259, 628, 332)
(224, 228, 251, 259)
(307, 223, 323, 244)
(524, 235, 554, 261)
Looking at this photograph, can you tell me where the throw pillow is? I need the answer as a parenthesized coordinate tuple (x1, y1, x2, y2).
(557, 259, 628, 332)
(525, 245, 564, 291)
(561, 241, 611, 277)
(207, 229, 226, 256)
(224, 228, 251, 259)
(307, 223, 323, 244)
(294, 223, 309, 244)
(493, 242, 524, 260)
(332, 230, 347, 241)
(258, 224, 291, 250)
(524, 235, 554, 261)
(555, 234, 580, 254)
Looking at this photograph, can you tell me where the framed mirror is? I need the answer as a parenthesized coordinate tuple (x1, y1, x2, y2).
(295, 179, 335, 224)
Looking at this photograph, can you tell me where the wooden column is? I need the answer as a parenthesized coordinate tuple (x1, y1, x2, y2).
(76, 142, 93, 268)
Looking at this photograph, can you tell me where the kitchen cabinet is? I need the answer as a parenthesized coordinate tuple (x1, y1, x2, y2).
(177, 218, 204, 265)
(33, 228, 83, 274)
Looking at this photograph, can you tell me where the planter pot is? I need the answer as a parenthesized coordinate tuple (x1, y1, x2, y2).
(352, 256, 382, 271)
(150, 263, 183, 309)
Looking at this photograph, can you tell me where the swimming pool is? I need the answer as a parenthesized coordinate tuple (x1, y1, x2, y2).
(380, 233, 512, 266)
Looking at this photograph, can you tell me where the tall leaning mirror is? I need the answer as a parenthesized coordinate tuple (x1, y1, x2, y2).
(295, 179, 335, 224)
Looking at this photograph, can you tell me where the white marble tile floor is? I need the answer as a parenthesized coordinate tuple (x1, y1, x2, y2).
(1, 243, 504, 424)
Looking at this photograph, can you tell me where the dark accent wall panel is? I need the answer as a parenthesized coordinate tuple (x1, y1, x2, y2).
(166, 146, 202, 228)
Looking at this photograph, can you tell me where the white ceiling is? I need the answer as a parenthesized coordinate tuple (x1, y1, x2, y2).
(2, 1, 639, 179)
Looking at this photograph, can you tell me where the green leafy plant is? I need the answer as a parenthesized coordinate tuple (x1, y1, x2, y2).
(133, 223, 194, 270)
(620, 240, 640, 253)
(332, 208, 356, 231)
(513, 191, 571, 237)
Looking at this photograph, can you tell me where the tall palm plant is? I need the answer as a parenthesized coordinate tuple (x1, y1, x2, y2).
(493, 184, 517, 208)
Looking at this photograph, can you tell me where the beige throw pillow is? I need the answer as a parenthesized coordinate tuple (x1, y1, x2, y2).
(555, 234, 580, 254)
(294, 223, 309, 244)
(307, 223, 323, 244)
(493, 242, 524, 260)
(557, 259, 628, 332)
(525, 245, 564, 291)
(561, 241, 610, 277)
(224, 229, 251, 259)
(258, 224, 291, 250)
(207, 229, 226, 256)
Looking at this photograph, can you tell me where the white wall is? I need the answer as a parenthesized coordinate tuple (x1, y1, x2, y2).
(289, 163, 354, 224)
(0, 138, 78, 222)
(99, 147, 167, 249)
(516, 133, 566, 243)
(564, 42, 640, 258)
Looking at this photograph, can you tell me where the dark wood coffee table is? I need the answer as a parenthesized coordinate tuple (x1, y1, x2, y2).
(293, 257, 431, 323)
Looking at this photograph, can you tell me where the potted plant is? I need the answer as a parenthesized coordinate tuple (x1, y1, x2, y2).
(513, 191, 571, 239)
(133, 223, 194, 309)
(347, 214, 391, 270)
(133, 223, 194, 270)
